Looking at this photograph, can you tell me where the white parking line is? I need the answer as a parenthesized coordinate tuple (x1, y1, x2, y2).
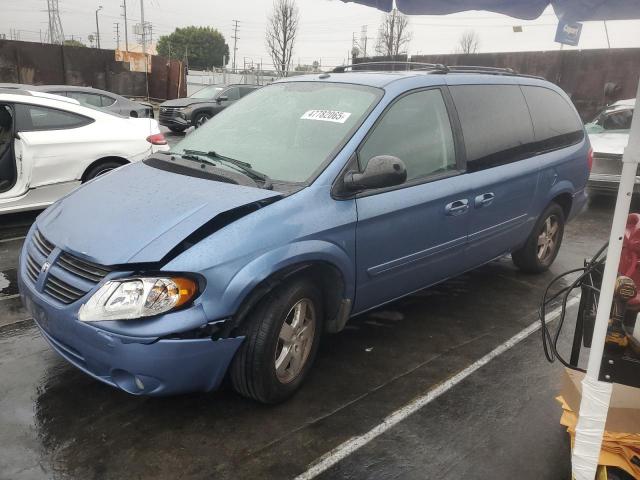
(295, 297, 580, 480)
(0, 235, 27, 244)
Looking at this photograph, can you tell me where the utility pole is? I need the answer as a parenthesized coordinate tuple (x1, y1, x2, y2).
(140, 0, 146, 54)
(360, 25, 369, 58)
(231, 20, 240, 73)
(114, 22, 120, 50)
(95, 6, 103, 49)
(604, 20, 611, 48)
(121, 0, 129, 51)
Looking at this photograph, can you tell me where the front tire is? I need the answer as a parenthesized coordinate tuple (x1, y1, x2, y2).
(193, 112, 211, 128)
(230, 278, 323, 404)
(512, 202, 565, 273)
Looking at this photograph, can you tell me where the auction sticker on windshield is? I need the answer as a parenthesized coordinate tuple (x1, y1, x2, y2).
(301, 110, 352, 123)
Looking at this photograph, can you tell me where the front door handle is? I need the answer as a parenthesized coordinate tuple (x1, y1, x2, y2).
(445, 199, 469, 216)
(474, 192, 495, 208)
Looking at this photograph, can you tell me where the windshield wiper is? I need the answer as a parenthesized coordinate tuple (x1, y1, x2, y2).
(182, 149, 273, 189)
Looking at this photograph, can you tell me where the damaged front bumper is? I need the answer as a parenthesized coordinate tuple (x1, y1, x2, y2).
(19, 275, 244, 396)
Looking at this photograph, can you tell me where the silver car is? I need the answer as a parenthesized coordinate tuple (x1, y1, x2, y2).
(586, 98, 635, 194)
(0, 83, 154, 118)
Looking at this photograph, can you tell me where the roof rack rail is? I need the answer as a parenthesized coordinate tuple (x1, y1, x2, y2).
(332, 61, 448, 73)
(331, 61, 545, 80)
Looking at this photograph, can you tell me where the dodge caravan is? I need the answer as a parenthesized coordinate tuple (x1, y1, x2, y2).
(19, 65, 590, 403)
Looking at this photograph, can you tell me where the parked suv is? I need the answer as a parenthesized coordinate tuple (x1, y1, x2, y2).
(19, 67, 590, 403)
(159, 83, 260, 132)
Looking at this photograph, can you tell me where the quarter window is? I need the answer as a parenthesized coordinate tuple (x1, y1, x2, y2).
(359, 89, 457, 183)
(521, 86, 584, 150)
(450, 85, 535, 172)
(15, 104, 93, 131)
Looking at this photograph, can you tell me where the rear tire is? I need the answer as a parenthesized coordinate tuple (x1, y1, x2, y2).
(83, 160, 124, 181)
(230, 278, 323, 404)
(512, 202, 565, 273)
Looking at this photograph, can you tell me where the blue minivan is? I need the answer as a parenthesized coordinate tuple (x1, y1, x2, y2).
(19, 66, 590, 403)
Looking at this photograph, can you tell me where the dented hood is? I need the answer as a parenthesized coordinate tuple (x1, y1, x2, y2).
(37, 161, 281, 265)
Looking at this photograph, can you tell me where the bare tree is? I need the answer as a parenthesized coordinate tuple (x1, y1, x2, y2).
(456, 30, 480, 54)
(375, 9, 411, 59)
(266, 0, 299, 76)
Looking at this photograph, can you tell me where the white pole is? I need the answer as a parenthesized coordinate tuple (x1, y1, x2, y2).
(572, 79, 640, 479)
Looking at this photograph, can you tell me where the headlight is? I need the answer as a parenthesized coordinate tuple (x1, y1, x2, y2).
(78, 277, 198, 322)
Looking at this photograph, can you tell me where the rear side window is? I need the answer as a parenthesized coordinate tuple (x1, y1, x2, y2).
(100, 95, 116, 107)
(359, 89, 457, 182)
(521, 86, 584, 151)
(15, 104, 94, 131)
(450, 85, 534, 172)
(66, 91, 103, 108)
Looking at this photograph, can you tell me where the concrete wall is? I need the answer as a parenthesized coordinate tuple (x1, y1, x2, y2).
(0, 39, 186, 100)
(355, 49, 640, 120)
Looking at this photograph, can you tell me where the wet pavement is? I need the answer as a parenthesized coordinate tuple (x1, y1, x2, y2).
(0, 195, 615, 480)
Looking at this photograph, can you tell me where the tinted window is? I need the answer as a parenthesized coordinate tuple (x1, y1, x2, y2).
(100, 95, 116, 107)
(450, 85, 534, 172)
(222, 87, 240, 101)
(66, 91, 103, 108)
(521, 86, 584, 150)
(359, 89, 456, 182)
(15, 104, 93, 131)
(239, 86, 256, 98)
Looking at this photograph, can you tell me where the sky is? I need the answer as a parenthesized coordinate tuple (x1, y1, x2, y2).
(3, 0, 640, 69)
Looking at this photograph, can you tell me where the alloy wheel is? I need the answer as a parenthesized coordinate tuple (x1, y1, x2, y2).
(274, 298, 316, 384)
(537, 214, 560, 262)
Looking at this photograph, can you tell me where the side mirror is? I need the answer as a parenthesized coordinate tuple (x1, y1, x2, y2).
(343, 155, 407, 192)
(216, 95, 229, 104)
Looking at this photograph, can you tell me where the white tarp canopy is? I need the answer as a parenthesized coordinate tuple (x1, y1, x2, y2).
(340, 0, 640, 20)
(337, 1, 640, 479)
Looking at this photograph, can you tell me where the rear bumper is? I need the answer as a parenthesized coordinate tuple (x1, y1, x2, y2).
(19, 268, 244, 396)
(588, 173, 640, 195)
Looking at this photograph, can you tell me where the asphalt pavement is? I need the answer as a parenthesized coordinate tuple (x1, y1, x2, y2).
(0, 186, 616, 479)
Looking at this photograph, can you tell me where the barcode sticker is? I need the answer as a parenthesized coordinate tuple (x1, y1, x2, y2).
(300, 110, 352, 123)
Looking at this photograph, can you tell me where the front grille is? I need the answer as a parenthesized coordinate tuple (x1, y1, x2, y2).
(25, 253, 40, 283)
(57, 252, 111, 283)
(33, 229, 54, 258)
(44, 274, 86, 304)
(24, 229, 113, 305)
(159, 106, 182, 120)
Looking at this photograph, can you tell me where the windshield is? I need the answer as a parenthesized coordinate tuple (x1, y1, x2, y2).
(173, 82, 381, 183)
(190, 85, 224, 99)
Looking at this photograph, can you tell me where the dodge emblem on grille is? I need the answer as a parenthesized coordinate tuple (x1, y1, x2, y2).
(41, 261, 51, 273)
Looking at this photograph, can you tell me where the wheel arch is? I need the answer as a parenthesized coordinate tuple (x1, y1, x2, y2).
(80, 156, 129, 182)
(222, 241, 355, 335)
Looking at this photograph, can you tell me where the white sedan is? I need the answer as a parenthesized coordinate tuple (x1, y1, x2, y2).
(0, 88, 169, 214)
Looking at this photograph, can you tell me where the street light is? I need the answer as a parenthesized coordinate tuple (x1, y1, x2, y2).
(95, 6, 103, 49)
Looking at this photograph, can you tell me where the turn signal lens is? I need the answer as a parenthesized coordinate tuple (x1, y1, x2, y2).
(79, 276, 199, 322)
